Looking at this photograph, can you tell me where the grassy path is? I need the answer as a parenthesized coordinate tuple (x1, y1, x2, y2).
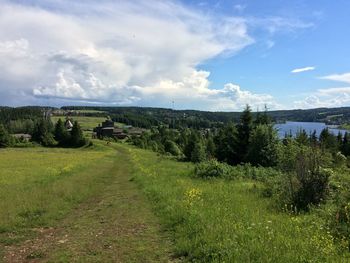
(2, 145, 173, 262)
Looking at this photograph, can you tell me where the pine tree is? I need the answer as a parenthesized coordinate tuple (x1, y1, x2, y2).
(237, 105, 253, 162)
(309, 130, 318, 146)
(341, 132, 350, 156)
(183, 130, 199, 161)
(191, 141, 206, 163)
(295, 129, 309, 145)
(32, 119, 56, 146)
(214, 123, 239, 165)
(0, 124, 11, 148)
(70, 121, 86, 147)
(206, 135, 216, 159)
(319, 128, 337, 151)
(247, 124, 279, 167)
(54, 118, 69, 146)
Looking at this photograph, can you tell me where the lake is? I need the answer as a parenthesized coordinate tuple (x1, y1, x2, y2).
(274, 121, 348, 138)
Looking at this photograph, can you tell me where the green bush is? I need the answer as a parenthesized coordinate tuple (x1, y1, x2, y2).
(324, 170, 350, 248)
(164, 139, 182, 156)
(273, 146, 332, 211)
(194, 160, 234, 179)
(194, 160, 282, 181)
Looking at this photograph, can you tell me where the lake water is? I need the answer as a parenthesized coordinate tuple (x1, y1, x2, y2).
(274, 122, 348, 138)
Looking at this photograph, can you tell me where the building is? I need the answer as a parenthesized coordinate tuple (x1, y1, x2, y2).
(65, 119, 73, 130)
(93, 119, 145, 139)
(13, 134, 32, 142)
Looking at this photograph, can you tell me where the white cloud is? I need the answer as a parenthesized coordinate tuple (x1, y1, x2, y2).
(320, 72, 350, 84)
(291, 66, 315, 73)
(0, 0, 258, 109)
(234, 4, 246, 13)
(294, 72, 350, 108)
(265, 40, 275, 49)
(0, 0, 306, 110)
(248, 17, 314, 35)
(294, 87, 350, 109)
(131, 71, 279, 110)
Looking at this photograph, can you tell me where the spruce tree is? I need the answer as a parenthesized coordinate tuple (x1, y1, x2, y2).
(0, 124, 11, 148)
(295, 129, 309, 145)
(32, 119, 56, 146)
(191, 141, 206, 163)
(183, 130, 199, 161)
(54, 118, 69, 146)
(247, 124, 279, 167)
(341, 132, 350, 156)
(237, 105, 253, 162)
(214, 123, 239, 165)
(70, 121, 86, 147)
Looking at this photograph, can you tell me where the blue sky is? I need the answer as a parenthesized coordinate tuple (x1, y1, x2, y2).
(0, 0, 349, 110)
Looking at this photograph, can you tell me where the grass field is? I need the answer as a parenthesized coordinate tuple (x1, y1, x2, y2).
(125, 145, 350, 262)
(51, 116, 107, 131)
(0, 142, 172, 262)
(1, 143, 349, 262)
(339, 124, 350, 130)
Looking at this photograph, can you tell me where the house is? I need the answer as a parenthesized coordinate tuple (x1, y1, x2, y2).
(65, 119, 73, 130)
(93, 119, 145, 139)
(13, 134, 32, 142)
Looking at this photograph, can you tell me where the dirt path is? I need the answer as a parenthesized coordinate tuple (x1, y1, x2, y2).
(3, 146, 173, 263)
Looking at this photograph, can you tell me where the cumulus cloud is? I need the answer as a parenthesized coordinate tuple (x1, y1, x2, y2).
(0, 0, 291, 110)
(291, 66, 315, 73)
(320, 72, 350, 84)
(132, 71, 279, 110)
(294, 87, 350, 109)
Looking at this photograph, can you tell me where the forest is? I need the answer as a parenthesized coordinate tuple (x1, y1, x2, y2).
(61, 105, 350, 128)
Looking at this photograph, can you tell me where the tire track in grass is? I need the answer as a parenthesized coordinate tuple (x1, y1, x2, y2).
(3, 145, 174, 263)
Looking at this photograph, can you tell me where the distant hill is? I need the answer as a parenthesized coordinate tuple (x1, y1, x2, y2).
(59, 106, 350, 128)
(2, 105, 350, 129)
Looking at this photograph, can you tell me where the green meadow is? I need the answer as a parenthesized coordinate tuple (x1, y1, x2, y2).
(0, 144, 112, 237)
(51, 116, 107, 131)
(126, 145, 350, 262)
(0, 142, 171, 262)
(0, 142, 349, 262)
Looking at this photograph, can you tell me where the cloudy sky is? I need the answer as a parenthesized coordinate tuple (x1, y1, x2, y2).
(0, 0, 349, 111)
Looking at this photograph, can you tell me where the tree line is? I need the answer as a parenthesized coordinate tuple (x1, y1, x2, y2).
(0, 118, 88, 148)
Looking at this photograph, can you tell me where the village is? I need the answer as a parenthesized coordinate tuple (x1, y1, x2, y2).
(93, 119, 146, 140)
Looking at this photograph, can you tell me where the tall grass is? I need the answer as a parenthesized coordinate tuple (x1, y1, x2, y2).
(124, 145, 350, 262)
(0, 142, 116, 244)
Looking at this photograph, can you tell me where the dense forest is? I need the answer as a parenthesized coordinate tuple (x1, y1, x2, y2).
(61, 105, 350, 129)
(2, 105, 350, 132)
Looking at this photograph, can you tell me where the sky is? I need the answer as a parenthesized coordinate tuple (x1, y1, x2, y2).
(0, 0, 349, 111)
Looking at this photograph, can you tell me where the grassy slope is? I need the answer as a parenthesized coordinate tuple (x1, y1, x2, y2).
(125, 145, 350, 262)
(51, 116, 107, 131)
(2, 142, 349, 262)
(339, 124, 350, 130)
(0, 142, 172, 262)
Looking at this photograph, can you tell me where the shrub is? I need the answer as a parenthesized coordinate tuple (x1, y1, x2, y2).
(164, 139, 182, 156)
(324, 171, 350, 249)
(194, 160, 234, 179)
(274, 146, 332, 211)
